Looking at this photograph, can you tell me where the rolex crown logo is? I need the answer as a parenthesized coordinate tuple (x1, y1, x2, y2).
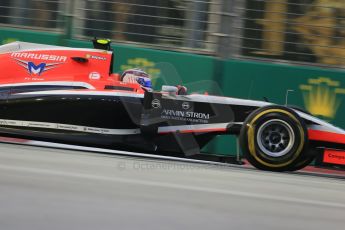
(300, 77, 345, 119)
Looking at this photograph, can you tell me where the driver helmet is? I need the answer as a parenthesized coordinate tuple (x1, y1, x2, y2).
(121, 68, 152, 89)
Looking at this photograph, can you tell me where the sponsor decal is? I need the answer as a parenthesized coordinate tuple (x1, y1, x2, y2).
(25, 121, 55, 128)
(161, 109, 210, 124)
(11, 52, 67, 62)
(86, 54, 107, 61)
(14, 58, 62, 76)
(300, 77, 345, 119)
(0, 118, 140, 135)
(28, 62, 46, 75)
(57, 124, 81, 131)
(151, 99, 161, 109)
(89, 72, 101, 80)
(323, 149, 345, 165)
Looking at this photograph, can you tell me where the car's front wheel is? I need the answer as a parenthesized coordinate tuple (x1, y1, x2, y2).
(240, 106, 309, 171)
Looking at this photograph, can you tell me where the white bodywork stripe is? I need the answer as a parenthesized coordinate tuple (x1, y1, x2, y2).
(0, 119, 140, 135)
(163, 94, 271, 107)
(0, 81, 95, 90)
(296, 111, 345, 134)
(307, 124, 345, 134)
(158, 123, 241, 133)
(15, 90, 144, 98)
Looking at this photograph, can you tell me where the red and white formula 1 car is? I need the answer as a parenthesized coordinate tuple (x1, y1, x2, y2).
(0, 39, 344, 171)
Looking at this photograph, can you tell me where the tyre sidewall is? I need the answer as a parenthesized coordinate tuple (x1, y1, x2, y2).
(240, 106, 308, 171)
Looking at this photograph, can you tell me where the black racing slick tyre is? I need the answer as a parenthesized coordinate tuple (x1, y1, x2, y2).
(288, 148, 318, 171)
(288, 155, 314, 171)
(240, 106, 309, 172)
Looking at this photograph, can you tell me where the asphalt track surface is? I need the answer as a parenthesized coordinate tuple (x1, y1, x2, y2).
(0, 143, 344, 230)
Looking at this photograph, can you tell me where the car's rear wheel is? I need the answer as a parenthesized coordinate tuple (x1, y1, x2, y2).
(240, 106, 309, 171)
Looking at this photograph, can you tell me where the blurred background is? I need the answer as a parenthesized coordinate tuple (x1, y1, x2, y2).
(1, 0, 345, 155)
(1, 0, 345, 67)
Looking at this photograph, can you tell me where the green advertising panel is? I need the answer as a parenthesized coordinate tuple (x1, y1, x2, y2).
(0, 27, 63, 45)
(222, 59, 345, 128)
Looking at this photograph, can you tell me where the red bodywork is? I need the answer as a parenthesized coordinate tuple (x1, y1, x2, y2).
(0, 48, 145, 93)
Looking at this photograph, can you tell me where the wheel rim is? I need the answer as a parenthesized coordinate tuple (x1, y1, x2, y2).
(256, 119, 295, 157)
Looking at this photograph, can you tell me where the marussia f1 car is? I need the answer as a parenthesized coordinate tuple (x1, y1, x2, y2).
(0, 39, 344, 171)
